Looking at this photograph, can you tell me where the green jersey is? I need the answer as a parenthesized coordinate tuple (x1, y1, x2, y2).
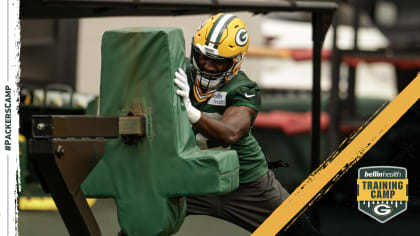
(188, 68, 268, 183)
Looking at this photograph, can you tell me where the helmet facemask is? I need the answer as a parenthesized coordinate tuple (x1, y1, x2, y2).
(191, 44, 236, 92)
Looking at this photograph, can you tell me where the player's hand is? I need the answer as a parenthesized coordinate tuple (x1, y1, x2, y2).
(174, 68, 201, 124)
(174, 68, 189, 98)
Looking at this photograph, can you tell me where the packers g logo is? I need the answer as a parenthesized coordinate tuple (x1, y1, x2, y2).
(373, 204, 392, 216)
(357, 166, 408, 223)
(235, 28, 248, 47)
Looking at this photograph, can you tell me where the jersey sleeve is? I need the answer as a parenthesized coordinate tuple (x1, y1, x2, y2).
(226, 83, 261, 112)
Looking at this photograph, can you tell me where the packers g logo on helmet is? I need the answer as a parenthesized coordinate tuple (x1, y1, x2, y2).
(235, 28, 248, 47)
(191, 13, 250, 102)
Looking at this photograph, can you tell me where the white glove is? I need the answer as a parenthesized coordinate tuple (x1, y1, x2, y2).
(174, 68, 201, 124)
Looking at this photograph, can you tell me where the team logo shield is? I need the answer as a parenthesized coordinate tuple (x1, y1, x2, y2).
(357, 166, 408, 223)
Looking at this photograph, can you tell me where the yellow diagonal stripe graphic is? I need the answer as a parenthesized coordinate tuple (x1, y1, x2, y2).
(253, 73, 420, 235)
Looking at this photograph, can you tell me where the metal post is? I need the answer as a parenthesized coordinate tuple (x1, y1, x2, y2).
(328, 12, 341, 153)
(347, 0, 360, 116)
(310, 11, 323, 229)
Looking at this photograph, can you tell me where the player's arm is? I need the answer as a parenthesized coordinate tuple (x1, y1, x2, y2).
(194, 106, 256, 147)
(174, 68, 256, 147)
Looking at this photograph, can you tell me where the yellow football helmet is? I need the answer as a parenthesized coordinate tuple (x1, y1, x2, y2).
(191, 13, 249, 102)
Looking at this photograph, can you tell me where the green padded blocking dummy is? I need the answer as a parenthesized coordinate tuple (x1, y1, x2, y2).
(81, 27, 239, 235)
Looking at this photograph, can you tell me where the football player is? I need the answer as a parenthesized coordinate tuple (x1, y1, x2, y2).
(174, 13, 323, 235)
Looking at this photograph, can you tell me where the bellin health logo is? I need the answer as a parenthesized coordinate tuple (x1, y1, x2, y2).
(357, 166, 408, 223)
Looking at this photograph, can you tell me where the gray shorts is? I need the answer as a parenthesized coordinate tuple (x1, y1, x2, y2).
(186, 170, 322, 236)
